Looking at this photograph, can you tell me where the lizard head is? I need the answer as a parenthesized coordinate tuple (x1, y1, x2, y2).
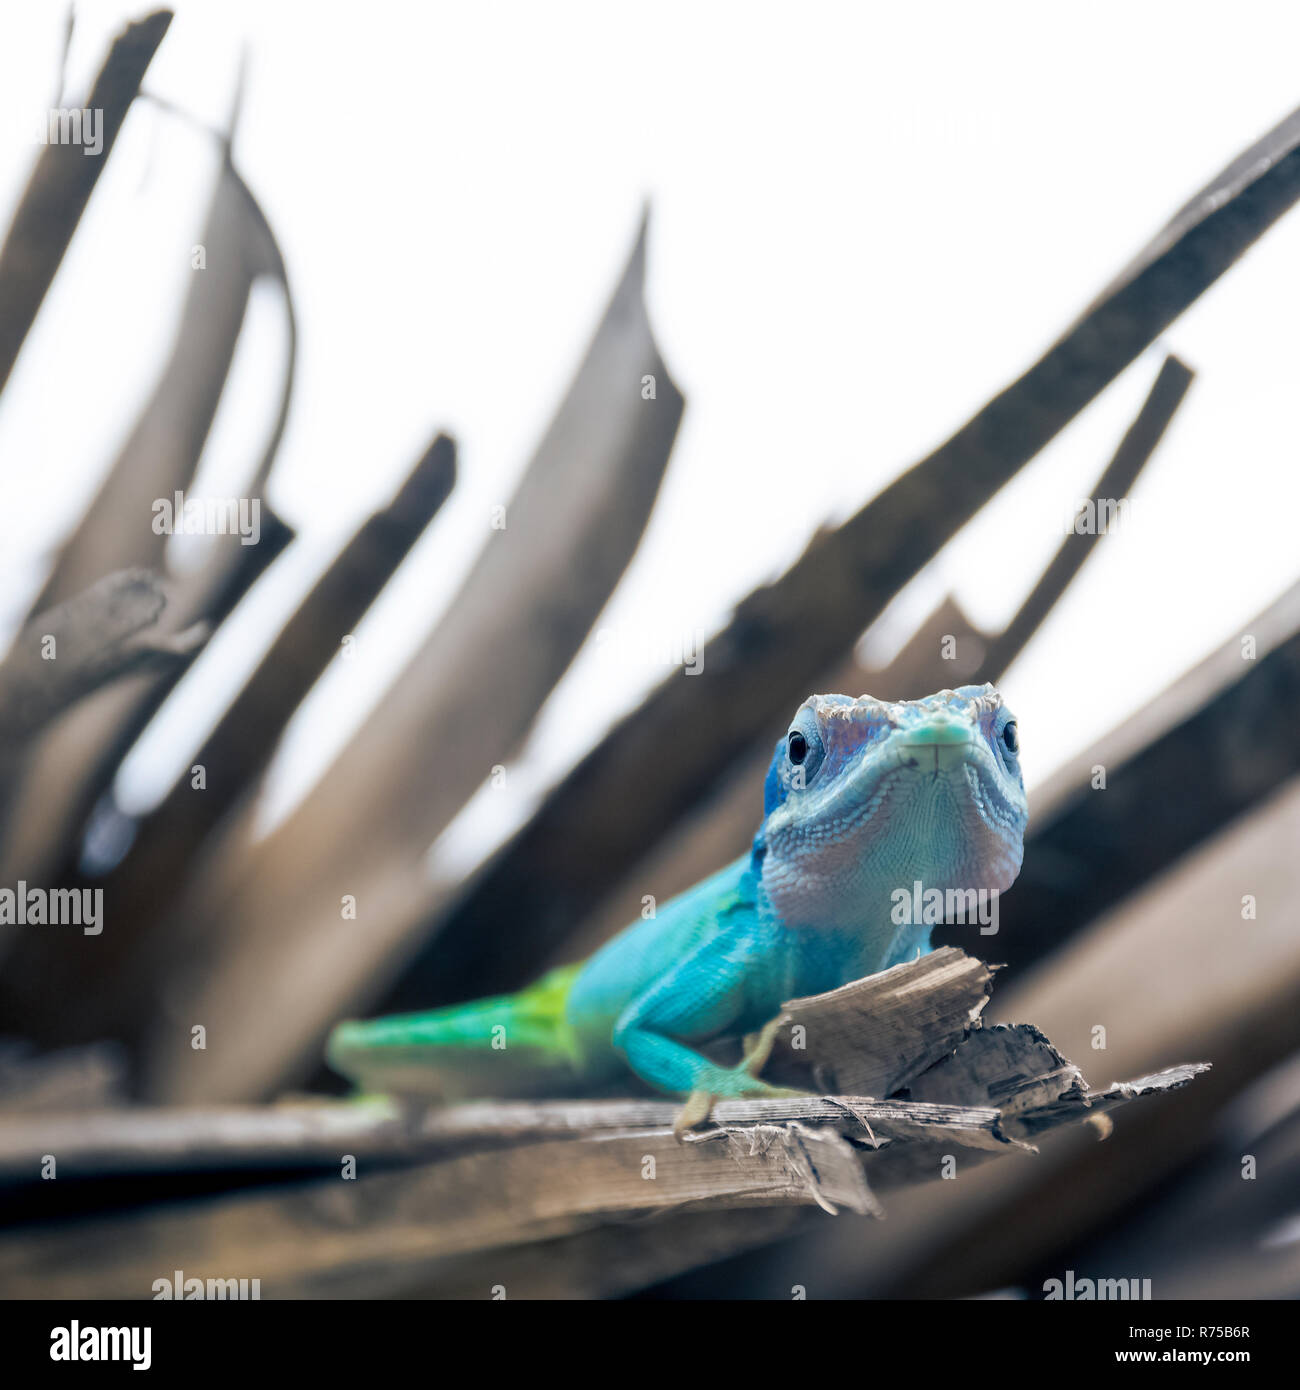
(756, 684, 1028, 932)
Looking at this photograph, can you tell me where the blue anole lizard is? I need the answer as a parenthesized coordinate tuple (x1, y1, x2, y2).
(327, 684, 1028, 1129)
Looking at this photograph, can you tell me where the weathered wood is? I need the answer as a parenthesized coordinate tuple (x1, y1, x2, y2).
(534, 360, 1190, 979)
(1047, 1055, 1300, 1299)
(0, 941, 1205, 1298)
(0, 1063, 1202, 1298)
(28, 169, 287, 615)
(0, 11, 173, 402)
(397, 1206, 814, 1301)
(717, 774, 1300, 1300)
(770, 947, 996, 1097)
(0, 125, 297, 896)
(0, 1122, 876, 1299)
(0, 520, 292, 1032)
(0, 1042, 126, 1114)
(973, 354, 1193, 679)
(55, 435, 457, 1040)
(0, 570, 202, 742)
(0, 1066, 1202, 1186)
(0, 1093, 1004, 1180)
(908, 1022, 1089, 1122)
(0, 568, 204, 965)
(396, 84, 1298, 1011)
(968, 578, 1300, 975)
(141, 212, 686, 1104)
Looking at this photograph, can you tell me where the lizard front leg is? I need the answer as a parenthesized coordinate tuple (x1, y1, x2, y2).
(672, 1013, 796, 1133)
(611, 933, 805, 1135)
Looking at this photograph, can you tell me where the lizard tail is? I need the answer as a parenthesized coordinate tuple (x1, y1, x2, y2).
(325, 964, 584, 1099)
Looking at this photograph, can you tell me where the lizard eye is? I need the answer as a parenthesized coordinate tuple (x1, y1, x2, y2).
(783, 715, 825, 784)
(1001, 721, 1019, 754)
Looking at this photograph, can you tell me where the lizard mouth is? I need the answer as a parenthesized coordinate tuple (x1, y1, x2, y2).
(892, 733, 1024, 829)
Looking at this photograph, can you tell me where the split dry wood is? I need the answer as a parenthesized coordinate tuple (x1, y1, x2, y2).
(0, 948, 1205, 1297)
(731, 776, 1300, 1299)
(0, 569, 202, 742)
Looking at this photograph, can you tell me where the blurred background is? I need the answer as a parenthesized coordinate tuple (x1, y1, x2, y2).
(0, 0, 1297, 1298)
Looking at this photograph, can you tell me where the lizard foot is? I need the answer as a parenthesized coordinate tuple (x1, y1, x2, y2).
(672, 1080, 812, 1137)
(672, 1018, 806, 1136)
(673, 1089, 716, 1137)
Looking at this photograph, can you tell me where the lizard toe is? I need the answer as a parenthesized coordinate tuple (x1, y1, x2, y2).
(672, 1089, 717, 1137)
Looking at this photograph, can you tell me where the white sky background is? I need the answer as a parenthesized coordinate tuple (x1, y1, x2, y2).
(0, 1, 1298, 877)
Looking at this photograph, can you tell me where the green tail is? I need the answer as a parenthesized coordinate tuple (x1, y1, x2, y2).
(326, 964, 584, 1099)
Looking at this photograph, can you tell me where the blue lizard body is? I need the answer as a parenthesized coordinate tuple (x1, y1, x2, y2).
(327, 684, 1028, 1109)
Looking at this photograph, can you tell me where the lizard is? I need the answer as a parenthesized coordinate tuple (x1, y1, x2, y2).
(326, 683, 1028, 1130)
